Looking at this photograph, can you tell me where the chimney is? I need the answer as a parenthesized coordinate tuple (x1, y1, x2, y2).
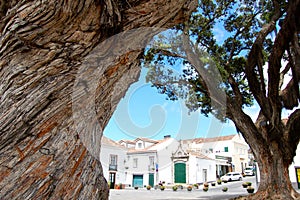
(164, 135, 171, 139)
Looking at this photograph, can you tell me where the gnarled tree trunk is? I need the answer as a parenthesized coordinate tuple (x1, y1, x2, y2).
(0, 0, 196, 199)
(229, 104, 300, 200)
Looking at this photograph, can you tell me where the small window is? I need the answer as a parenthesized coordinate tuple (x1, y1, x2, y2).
(110, 155, 117, 165)
(224, 147, 229, 152)
(138, 142, 143, 148)
(133, 158, 138, 168)
(149, 156, 154, 167)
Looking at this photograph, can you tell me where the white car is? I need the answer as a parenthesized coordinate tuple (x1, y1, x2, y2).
(244, 167, 255, 176)
(220, 172, 243, 182)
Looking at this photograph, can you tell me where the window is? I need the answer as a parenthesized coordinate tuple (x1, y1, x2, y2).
(209, 148, 213, 153)
(110, 155, 117, 165)
(109, 155, 118, 171)
(224, 147, 229, 152)
(149, 156, 154, 167)
(133, 158, 138, 168)
(137, 142, 143, 149)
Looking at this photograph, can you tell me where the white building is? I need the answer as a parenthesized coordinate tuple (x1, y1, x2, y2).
(100, 136, 127, 189)
(183, 134, 249, 177)
(171, 142, 216, 184)
(122, 136, 180, 187)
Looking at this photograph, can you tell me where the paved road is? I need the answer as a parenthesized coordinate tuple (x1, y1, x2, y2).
(109, 177, 258, 200)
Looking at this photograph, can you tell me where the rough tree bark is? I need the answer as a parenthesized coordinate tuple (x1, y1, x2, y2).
(0, 0, 196, 199)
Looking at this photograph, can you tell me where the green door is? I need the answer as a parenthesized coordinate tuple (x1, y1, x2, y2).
(148, 173, 154, 187)
(174, 163, 186, 183)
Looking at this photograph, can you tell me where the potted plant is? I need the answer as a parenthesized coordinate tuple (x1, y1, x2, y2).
(146, 185, 151, 190)
(134, 186, 139, 190)
(242, 182, 252, 188)
(160, 185, 165, 191)
(203, 182, 209, 187)
(193, 183, 199, 189)
(242, 182, 249, 188)
(211, 182, 216, 186)
(187, 185, 193, 191)
(247, 186, 255, 193)
(172, 185, 178, 191)
(223, 179, 228, 183)
(222, 187, 228, 192)
(217, 179, 222, 185)
(203, 186, 209, 192)
(178, 185, 183, 190)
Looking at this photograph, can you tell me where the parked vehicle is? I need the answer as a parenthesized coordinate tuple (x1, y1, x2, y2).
(220, 172, 243, 182)
(244, 167, 255, 176)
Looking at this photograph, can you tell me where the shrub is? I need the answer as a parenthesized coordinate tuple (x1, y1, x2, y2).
(172, 185, 178, 191)
(187, 185, 193, 191)
(222, 187, 228, 192)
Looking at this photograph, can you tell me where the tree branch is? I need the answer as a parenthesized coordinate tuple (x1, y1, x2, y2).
(268, 0, 300, 125)
(245, 0, 283, 120)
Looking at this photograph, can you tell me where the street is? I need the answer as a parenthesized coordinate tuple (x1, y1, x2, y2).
(109, 176, 257, 200)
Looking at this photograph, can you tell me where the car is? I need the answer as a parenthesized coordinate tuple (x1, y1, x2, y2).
(244, 167, 255, 176)
(220, 172, 243, 182)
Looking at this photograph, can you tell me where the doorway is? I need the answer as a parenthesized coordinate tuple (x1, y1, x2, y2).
(174, 162, 186, 183)
(109, 172, 116, 189)
(133, 175, 143, 188)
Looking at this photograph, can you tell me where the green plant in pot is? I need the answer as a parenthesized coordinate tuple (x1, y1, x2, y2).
(203, 186, 209, 192)
(242, 182, 249, 188)
(217, 179, 222, 185)
(222, 187, 228, 192)
(243, 182, 252, 188)
(160, 185, 165, 191)
(172, 185, 178, 191)
(247, 186, 255, 193)
(146, 185, 151, 190)
(187, 185, 193, 191)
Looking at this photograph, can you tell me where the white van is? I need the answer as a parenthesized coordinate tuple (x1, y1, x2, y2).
(244, 167, 255, 176)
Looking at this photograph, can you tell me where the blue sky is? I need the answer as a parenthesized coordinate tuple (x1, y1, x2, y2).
(103, 20, 250, 141)
(103, 67, 240, 141)
(103, 10, 295, 141)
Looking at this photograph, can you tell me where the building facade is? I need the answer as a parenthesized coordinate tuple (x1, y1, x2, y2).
(182, 135, 249, 177)
(100, 136, 127, 189)
(100, 134, 251, 188)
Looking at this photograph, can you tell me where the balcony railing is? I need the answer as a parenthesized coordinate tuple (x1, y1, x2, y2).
(109, 164, 118, 171)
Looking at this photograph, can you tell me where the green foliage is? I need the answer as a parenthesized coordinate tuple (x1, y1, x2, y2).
(143, 0, 286, 120)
